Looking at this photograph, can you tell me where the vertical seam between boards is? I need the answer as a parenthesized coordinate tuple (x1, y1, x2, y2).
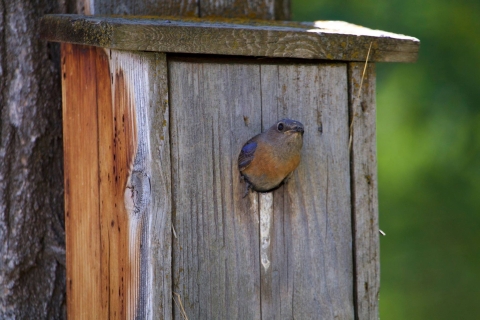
(166, 54, 177, 320)
(258, 63, 263, 320)
(347, 63, 359, 320)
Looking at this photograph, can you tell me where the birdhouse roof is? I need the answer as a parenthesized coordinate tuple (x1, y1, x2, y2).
(40, 14, 419, 62)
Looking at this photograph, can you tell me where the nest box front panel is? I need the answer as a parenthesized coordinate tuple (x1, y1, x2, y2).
(169, 56, 353, 319)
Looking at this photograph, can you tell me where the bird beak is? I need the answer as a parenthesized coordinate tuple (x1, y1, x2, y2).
(295, 127, 304, 135)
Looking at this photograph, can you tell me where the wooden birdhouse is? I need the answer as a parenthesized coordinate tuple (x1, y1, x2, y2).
(40, 14, 419, 319)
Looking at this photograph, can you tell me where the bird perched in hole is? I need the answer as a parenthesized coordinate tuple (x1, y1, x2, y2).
(238, 119, 304, 197)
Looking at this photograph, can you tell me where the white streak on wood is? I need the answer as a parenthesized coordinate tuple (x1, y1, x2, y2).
(312, 20, 418, 41)
(88, 0, 95, 14)
(108, 49, 147, 320)
(250, 193, 259, 224)
(259, 193, 273, 272)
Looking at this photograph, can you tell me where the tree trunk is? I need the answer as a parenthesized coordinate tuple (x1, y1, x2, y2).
(0, 0, 66, 319)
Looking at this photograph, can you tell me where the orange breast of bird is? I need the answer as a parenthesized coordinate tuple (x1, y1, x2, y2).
(241, 142, 301, 191)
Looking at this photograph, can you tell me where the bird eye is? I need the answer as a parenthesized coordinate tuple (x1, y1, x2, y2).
(277, 123, 284, 131)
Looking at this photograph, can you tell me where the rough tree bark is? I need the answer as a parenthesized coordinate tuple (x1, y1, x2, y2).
(0, 0, 66, 319)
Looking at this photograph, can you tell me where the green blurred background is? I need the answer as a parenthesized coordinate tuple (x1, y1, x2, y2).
(292, 1, 480, 319)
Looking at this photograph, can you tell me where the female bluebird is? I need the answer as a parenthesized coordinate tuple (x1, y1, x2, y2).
(238, 119, 304, 196)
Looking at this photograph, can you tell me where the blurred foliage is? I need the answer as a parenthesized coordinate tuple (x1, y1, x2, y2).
(292, 1, 480, 319)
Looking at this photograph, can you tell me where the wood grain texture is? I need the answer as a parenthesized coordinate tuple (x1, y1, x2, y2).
(169, 57, 263, 320)
(105, 49, 172, 320)
(73, 0, 287, 19)
(200, 0, 289, 20)
(169, 57, 354, 319)
(259, 63, 353, 319)
(40, 14, 420, 63)
(143, 52, 172, 320)
(101, 49, 147, 319)
(62, 44, 171, 319)
(348, 62, 380, 320)
(89, 0, 198, 16)
(62, 43, 104, 319)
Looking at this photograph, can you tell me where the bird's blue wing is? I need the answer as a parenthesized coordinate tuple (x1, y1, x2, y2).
(238, 141, 257, 171)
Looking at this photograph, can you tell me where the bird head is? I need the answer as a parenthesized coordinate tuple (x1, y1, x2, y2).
(273, 119, 304, 136)
(265, 118, 304, 149)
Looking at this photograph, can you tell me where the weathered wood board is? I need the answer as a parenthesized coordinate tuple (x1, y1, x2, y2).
(259, 63, 353, 319)
(74, 0, 288, 19)
(169, 57, 263, 319)
(169, 56, 354, 319)
(349, 62, 380, 319)
(61, 44, 171, 319)
(200, 0, 289, 20)
(41, 14, 419, 63)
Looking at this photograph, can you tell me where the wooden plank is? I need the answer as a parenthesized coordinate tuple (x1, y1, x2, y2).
(63, 44, 171, 319)
(259, 63, 354, 319)
(143, 52, 173, 320)
(95, 45, 116, 319)
(100, 49, 173, 319)
(86, 0, 198, 16)
(200, 0, 289, 20)
(348, 62, 380, 320)
(169, 57, 263, 320)
(169, 57, 355, 319)
(61, 43, 105, 319)
(40, 14, 420, 63)
(97, 48, 142, 320)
